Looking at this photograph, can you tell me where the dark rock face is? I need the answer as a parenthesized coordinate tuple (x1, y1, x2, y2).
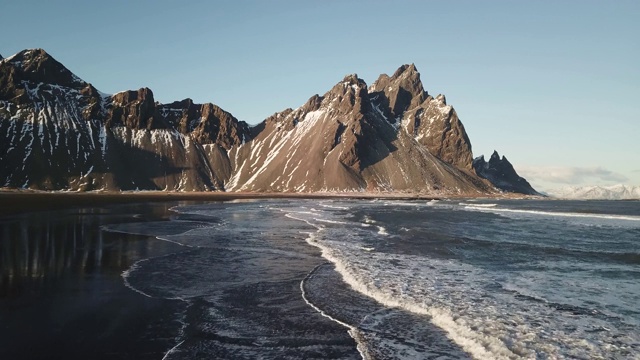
(0, 49, 251, 191)
(0, 48, 534, 195)
(159, 99, 249, 149)
(106, 88, 165, 130)
(369, 65, 474, 171)
(473, 151, 540, 195)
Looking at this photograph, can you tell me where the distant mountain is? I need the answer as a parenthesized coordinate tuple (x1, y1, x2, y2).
(547, 184, 640, 200)
(0, 48, 533, 195)
(473, 151, 541, 195)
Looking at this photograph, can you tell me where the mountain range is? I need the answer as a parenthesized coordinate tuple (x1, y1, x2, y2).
(0, 49, 538, 195)
(546, 184, 640, 200)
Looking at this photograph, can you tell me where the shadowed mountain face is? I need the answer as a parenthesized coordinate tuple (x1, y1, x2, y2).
(473, 151, 540, 195)
(0, 48, 530, 194)
(0, 49, 250, 191)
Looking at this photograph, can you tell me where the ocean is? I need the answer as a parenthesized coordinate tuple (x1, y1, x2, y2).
(1, 198, 639, 359)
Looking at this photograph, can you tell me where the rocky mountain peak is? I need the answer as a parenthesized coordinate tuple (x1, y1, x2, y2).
(473, 151, 540, 195)
(302, 94, 323, 112)
(369, 64, 426, 121)
(391, 63, 418, 78)
(106, 87, 166, 130)
(332, 74, 367, 95)
(370, 64, 472, 171)
(2, 48, 85, 89)
(154, 97, 251, 150)
(111, 87, 155, 105)
(195, 102, 250, 148)
(321, 74, 369, 119)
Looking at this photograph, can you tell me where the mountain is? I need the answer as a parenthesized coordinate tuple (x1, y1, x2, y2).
(227, 70, 488, 193)
(0, 49, 251, 191)
(0, 48, 531, 195)
(473, 151, 540, 195)
(547, 184, 640, 200)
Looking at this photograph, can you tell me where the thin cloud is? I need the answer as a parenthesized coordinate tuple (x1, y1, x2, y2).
(517, 166, 629, 185)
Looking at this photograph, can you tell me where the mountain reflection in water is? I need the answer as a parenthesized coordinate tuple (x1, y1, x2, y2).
(0, 204, 177, 296)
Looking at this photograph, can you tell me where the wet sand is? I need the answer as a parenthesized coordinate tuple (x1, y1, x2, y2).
(0, 203, 189, 359)
(0, 191, 262, 216)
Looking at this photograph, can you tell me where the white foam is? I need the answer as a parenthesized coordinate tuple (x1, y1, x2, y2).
(462, 203, 497, 208)
(464, 205, 640, 222)
(161, 340, 185, 360)
(319, 202, 350, 210)
(300, 264, 370, 360)
(315, 218, 350, 225)
(302, 231, 515, 360)
(363, 216, 376, 224)
(284, 202, 637, 359)
(284, 209, 515, 359)
(101, 226, 192, 247)
(121, 258, 154, 298)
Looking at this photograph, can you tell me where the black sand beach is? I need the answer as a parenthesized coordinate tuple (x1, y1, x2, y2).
(0, 202, 188, 359)
(0, 196, 367, 359)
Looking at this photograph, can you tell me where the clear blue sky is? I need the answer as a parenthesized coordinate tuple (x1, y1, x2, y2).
(2, 0, 638, 191)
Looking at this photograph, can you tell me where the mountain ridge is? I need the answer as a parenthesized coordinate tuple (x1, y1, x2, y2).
(547, 184, 640, 200)
(473, 151, 540, 195)
(0, 48, 535, 195)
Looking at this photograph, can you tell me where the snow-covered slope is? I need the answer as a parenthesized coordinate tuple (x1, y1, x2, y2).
(547, 185, 640, 200)
(0, 49, 250, 191)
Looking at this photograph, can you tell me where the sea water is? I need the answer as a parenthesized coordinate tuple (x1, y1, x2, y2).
(109, 199, 640, 359)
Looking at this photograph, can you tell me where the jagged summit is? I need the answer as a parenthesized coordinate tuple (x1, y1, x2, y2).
(392, 63, 418, 77)
(370, 64, 427, 120)
(367, 64, 473, 171)
(473, 151, 540, 195)
(0, 48, 536, 194)
(2, 48, 85, 89)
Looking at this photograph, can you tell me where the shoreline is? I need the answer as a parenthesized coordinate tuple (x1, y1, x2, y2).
(0, 189, 534, 217)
